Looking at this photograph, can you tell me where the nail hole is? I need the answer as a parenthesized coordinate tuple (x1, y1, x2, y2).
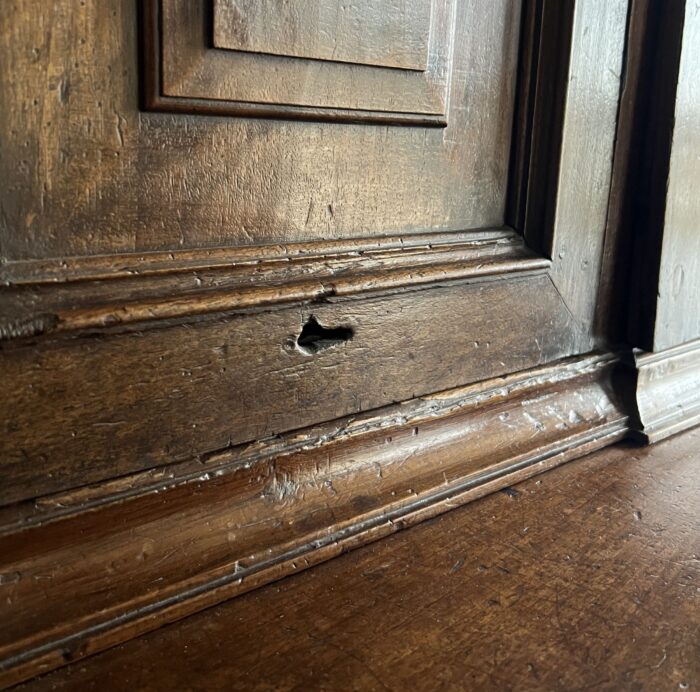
(296, 316, 353, 356)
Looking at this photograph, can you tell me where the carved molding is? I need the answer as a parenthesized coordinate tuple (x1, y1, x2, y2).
(0, 229, 549, 340)
(0, 353, 628, 686)
(628, 339, 700, 442)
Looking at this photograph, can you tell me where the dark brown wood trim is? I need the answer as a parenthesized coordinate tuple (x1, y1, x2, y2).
(0, 229, 518, 285)
(506, 0, 574, 248)
(0, 229, 548, 340)
(0, 274, 578, 505)
(0, 352, 628, 688)
(627, 339, 700, 443)
(608, 0, 686, 350)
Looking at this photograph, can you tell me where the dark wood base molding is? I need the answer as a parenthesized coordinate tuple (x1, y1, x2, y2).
(0, 228, 546, 340)
(628, 339, 700, 443)
(0, 353, 628, 687)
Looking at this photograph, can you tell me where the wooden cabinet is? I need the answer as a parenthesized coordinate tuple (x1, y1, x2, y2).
(0, 0, 697, 685)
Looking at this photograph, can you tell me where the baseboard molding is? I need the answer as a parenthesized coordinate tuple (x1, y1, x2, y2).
(628, 339, 700, 443)
(0, 353, 628, 687)
(0, 229, 547, 340)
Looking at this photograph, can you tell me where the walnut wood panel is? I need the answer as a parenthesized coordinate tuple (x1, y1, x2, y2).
(0, 0, 520, 263)
(609, 0, 695, 352)
(0, 273, 576, 506)
(0, 353, 628, 687)
(18, 428, 698, 692)
(213, 0, 432, 70)
(147, 0, 455, 124)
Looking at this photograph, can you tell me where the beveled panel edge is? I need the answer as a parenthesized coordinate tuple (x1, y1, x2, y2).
(0, 352, 629, 687)
(627, 338, 700, 443)
(143, 0, 450, 126)
(0, 229, 550, 340)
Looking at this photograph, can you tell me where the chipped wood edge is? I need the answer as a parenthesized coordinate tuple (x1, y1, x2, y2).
(627, 339, 700, 443)
(0, 230, 549, 340)
(0, 352, 629, 687)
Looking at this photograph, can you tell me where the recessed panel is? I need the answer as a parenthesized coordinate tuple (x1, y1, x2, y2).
(144, 0, 455, 125)
(213, 0, 432, 71)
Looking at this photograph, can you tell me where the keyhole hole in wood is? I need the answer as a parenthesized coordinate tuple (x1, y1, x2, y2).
(296, 316, 354, 356)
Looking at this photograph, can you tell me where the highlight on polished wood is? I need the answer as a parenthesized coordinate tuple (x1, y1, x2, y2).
(1, 0, 699, 687)
(14, 427, 700, 692)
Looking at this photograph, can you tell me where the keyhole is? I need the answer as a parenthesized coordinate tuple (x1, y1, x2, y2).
(295, 316, 353, 355)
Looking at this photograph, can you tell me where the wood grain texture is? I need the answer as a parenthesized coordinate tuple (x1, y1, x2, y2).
(213, 0, 432, 70)
(0, 229, 548, 339)
(653, 0, 700, 350)
(0, 0, 521, 262)
(0, 274, 575, 505)
(629, 338, 700, 442)
(507, 0, 629, 350)
(152, 0, 455, 124)
(612, 0, 688, 351)
(14, 426, 700, 692)
(0, 353, 628, 688)
(595, 0, 653, 344)
(546, 0, 628, 350)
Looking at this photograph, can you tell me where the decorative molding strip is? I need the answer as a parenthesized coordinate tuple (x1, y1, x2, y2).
(628, 339, 700, 442)
(0, 229, 520, 284)
(0, 352, 628, 687)
(0, 229, 549, 339)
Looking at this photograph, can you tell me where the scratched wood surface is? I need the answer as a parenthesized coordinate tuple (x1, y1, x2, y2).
(0, 353, 626, 686)
(0, 274, 575, 505)
(213, 0, 432, 70)
(16, 427, 700, 691)
(0, 0, 520, 263)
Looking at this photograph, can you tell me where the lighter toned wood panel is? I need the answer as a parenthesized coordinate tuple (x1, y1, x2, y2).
(631, 339, 700, 442)
(654, 0, 700, 350)
(0, 0, 521, 261)
(213, 0, 432, 70)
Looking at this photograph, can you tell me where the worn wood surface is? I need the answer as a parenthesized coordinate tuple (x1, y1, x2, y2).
(653, 0, 700, 349)
(507, 0, 628, 350)
(0, 274, 577, 506)
(212, 0, 432, 70)
(613, 0, 689, 351)
(630, 338, 700, 442)
(542, 0, 627, 349)
(0, 0, 519, 262)
(0, 353, 628, 688)
(149, 0, 454, 125)
(0, 229, 547, 338)
(0, 4, 646, 686)
(596, 0, 654, 344)
(15, 427, 700, 691)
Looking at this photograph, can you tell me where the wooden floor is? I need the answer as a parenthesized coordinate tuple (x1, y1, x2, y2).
(16, 428, 700, 691)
